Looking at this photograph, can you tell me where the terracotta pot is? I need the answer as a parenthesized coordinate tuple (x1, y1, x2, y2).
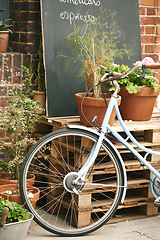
(0, 172, 35, 186)
(33, 90, 46, 115)
(119, 86, 159, 121)
(75, 92, 121, 127)
(0, 31, 9, 53)
(0, 184, 40, 208)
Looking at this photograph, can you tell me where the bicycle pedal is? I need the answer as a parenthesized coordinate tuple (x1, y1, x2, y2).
(154, 197, 160, 207)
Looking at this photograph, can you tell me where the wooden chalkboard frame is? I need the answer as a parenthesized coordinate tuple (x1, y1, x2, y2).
(40, 0, 141, 117)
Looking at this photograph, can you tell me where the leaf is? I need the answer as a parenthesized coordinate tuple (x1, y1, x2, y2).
(126, 83, 141, 94)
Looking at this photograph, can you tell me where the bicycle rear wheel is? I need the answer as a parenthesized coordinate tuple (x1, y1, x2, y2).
(20, 128, 124, 236)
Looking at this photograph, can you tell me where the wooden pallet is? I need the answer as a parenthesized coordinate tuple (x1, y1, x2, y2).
(36, 109, 160, 224)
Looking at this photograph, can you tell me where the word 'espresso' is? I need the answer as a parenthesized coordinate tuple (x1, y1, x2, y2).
(60, 11, 95, 24)
(59, 0, 101, 6)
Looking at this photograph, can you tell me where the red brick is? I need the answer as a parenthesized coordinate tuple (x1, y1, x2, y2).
(157, 26, 160, 35)
(139, 7, 145, 15)
(140, 26, 145, 34)
(141, 44, 145, 53)
(156, 17, 160, 24)
(141, 35, 155, 44)
(156, 44, 160, 52)
(145, 26, 155, 34)
(155, 35, 160, 43)
(140, 16, 156, 25)
(141, 0, 155, 6)
(147, 8, 156, 15)
(145, 44, 155, 53)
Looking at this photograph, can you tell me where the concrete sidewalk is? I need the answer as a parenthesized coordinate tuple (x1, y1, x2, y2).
(25, 215, 160, 240)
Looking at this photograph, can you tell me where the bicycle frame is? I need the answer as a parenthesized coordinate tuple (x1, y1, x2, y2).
(73, 91, 160, 185)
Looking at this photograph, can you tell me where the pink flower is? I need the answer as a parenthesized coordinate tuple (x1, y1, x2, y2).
(135, 60, 142, 66)
(135, 57, 155, 66)
(142, 57, 155, 64)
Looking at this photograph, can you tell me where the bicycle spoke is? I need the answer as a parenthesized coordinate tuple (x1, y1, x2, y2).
(20, 129, 124, 236)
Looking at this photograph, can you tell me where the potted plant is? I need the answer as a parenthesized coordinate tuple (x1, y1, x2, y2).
(0, 197, 33, 240)
(0, 160, 35, 186)
(31, 45, 46, 114)
(104, 57, 159, 121)
(0, 78, 44, 204)
(59, 8, 130, 126)
(0, 19, 13, 53)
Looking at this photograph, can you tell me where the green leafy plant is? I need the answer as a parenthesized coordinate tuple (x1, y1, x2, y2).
(0, 197, 29, 223)
(58, 8, 131, 98)
(0, 19, 13, 33)
(0, 95, 44, 181)
(31, 45, 45, 92)
(22, 65, 33, 96)
(104, 62, 159, 94)
(0, 71, 45, 185)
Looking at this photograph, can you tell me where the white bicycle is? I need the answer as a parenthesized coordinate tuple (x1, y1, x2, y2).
(20, 62, 160, 237)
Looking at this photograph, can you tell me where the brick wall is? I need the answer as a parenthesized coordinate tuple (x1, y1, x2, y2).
(139, 0, 160, 77)
(9, 0, 41, 54)
(7, 0, 160, 64)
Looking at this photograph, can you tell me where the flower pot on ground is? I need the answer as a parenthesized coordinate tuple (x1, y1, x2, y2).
(0, 198, 33, 240)
(119, 86, 159, 121)
(0, 172, 35, 186)
(30, 45, 46, 115)
(0, 31, 9, 53)
(33, 90, 46, 115)
(75, 92, 121, 127)
(0, 184, 40, 208)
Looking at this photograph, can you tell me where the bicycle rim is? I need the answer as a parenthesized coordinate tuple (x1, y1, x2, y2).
(20, 129, 124, 236)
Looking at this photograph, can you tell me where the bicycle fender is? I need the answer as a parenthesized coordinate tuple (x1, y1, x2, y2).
(67, 125, 127, 204)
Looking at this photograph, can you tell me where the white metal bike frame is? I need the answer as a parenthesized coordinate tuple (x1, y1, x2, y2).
(74, 92, 160, 183)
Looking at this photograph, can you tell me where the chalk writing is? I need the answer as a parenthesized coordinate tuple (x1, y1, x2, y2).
(59, 0, 101, 7)
(60, 11, 95, 24)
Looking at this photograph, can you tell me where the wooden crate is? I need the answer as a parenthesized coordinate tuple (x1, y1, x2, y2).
(38, 110, 160, 224)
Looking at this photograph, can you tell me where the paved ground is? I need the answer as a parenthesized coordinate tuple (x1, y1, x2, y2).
(25, 215, 160, 240)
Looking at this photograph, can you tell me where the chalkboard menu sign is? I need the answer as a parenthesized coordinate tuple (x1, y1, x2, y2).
(40, 0, 141, 117)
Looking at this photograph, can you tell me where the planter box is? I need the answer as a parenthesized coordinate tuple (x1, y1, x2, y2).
(0, 212, 33, 240)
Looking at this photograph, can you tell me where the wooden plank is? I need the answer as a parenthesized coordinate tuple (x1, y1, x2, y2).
(44, 111, 160, 131)
(41, 110, 160, 225)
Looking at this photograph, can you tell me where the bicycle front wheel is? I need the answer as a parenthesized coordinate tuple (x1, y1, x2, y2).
(20, 128, 124, 236)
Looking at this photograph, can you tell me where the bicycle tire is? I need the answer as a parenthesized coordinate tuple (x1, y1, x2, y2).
(20, 128, 125, 237)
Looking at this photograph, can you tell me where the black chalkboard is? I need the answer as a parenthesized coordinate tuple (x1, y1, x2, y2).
(40, 0, 141, 117)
